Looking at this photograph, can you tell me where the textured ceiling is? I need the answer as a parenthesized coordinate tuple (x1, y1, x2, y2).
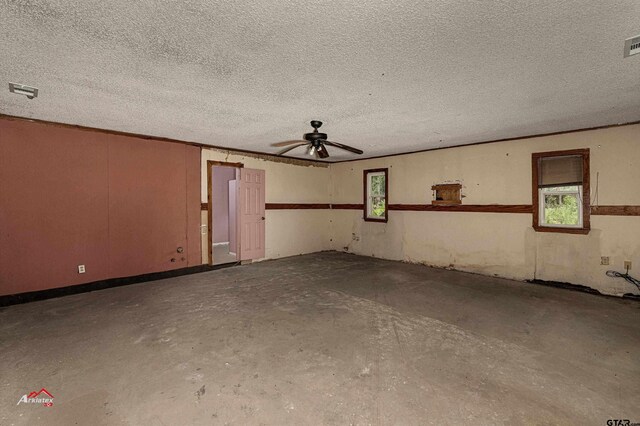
(1, 1, 639, 161)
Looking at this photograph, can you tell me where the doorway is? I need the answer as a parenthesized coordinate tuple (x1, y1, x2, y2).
(212, 165, 239, 265)
(207, 161, 266, 266)
(208, 161, 242, 266)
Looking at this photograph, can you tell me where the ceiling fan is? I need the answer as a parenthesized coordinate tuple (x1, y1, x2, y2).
(272, 120, 363, 159)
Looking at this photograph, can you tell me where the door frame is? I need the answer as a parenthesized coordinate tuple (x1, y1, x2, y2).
(207, 160, 244, 266)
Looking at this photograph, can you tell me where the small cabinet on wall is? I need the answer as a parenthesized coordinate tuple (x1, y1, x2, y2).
(431, 183, 462, 205)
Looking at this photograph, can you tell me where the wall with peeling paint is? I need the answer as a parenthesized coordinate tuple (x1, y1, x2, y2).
(201, 149, 331, 263)
(328, 124, 640, 296)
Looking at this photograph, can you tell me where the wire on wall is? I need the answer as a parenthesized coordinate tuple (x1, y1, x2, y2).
(606, 266, 640, 292)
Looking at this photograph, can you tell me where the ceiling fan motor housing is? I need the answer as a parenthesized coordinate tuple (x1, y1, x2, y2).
(304, 132, 327, 142)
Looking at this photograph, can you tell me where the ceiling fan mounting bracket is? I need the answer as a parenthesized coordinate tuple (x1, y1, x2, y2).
(310, 120, 322, 130)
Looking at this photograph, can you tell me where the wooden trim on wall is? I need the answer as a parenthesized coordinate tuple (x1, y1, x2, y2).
(591, 205, 640, 216)
(0, 114, 326, 166)
(363, 168, 389, 222)
(532, 153, 539, 229)
(582, 150, 591, 229)
(0, 263, 236, 307)
(532, 226, 591, 235)
(532, 148, 591, 235)
(4, 114, 638, 167)
(331, 203, 365, 210)
(266, 203, 330, 209)
(205, 202, 640, 216)
(388, 204, 533, 213)
(333, 120, 640, 163)
(207, 160, 243, 266)
(208, 160, 244, 169)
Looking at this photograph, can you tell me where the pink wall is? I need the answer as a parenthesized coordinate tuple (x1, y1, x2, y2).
(212, 166, 236, 243)
(0, 117, 201, 296)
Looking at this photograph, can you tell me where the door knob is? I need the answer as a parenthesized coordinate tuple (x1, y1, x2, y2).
(261, 216, 265, 220)
(177, 247, 184, 253)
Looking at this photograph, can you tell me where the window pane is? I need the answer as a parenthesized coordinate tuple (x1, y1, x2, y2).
(543, 192, 579, 225)
(370, 175, 385, 195)
(369, 196, 385, 218)
(545, 194, 560, 207)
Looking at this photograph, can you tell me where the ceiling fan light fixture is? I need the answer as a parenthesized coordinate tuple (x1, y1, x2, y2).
(308, 145, 316, 156)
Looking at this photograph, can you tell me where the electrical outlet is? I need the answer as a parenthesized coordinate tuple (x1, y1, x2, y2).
(624, 261, 632, 270)
(600, 256, 610, 265)
(78, 265, 86, 274)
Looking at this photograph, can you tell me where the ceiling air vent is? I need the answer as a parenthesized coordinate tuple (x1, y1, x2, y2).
(9, 82, 38, 99)
(624, 35, 640, 58)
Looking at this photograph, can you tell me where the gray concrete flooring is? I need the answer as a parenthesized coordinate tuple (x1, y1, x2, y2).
(1, 252, 639, 425)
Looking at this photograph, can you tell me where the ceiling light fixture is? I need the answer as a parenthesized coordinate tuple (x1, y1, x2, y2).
(9, 82, 38, 99)
(624, 35, 640, 57)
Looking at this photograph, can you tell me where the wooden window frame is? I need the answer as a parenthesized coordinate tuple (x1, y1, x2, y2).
(363, 168, 388, 223)
(532, 148, 590, 234)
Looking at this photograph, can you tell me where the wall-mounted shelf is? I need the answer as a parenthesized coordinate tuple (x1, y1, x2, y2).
(431, 183, 462, 205)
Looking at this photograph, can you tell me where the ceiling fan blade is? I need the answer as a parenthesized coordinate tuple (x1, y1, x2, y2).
(272, 140, 307, 147)
(277, 142, 309, 155)
(324, 141, 363, 155)
(316, 144, 330, 159)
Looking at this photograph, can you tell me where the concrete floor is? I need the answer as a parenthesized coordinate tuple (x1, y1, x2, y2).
(1, 252, 638, 425)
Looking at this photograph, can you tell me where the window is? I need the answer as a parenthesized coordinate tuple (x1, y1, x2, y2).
(532, 149, 590, 234)
(364, 168, 388, 222)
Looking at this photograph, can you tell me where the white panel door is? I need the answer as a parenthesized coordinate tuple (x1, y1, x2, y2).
(239, 168, 265, 260)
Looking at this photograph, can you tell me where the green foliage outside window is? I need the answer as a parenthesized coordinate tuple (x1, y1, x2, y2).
(369, 174, 386, 218)
(371, 196, 386, 217)
(543, 186, 580, 225)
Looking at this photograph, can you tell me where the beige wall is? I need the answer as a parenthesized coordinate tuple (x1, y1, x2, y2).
(201, 149, 331, 263)
(329, 124, 640, 296)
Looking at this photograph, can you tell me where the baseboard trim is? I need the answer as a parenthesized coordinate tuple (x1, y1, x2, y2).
(0, 263, 238, 307)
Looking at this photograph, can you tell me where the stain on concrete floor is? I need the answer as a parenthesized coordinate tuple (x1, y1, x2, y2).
(0, 252, 638, 425)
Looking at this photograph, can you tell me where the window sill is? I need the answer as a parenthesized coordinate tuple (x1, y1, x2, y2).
(533, 225, 590, 235)
(364, 217, 388, 223)
(432, 200, 462, 206)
